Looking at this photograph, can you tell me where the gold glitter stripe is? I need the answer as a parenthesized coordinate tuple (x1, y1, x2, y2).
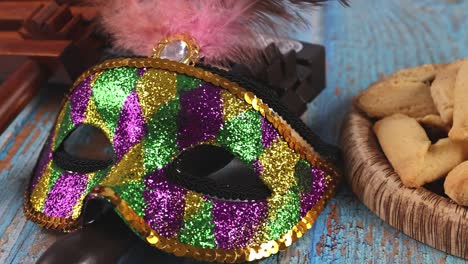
(30, 160, 53, 212)
(183, 192, 205, 221)
(24, 57, 341, 262)
(258, 140, 300, 195)
(221, 90, 252, 121)
(83, 98, 113, 142)
(136, 69, 177, 121)
(100, 142, 145, 186)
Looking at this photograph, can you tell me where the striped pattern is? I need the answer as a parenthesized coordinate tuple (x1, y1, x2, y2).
(27, 66, 329, 250)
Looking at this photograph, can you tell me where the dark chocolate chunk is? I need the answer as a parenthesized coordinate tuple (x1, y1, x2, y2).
(231, 40, 326, 117)
(280, 89, 307, 117)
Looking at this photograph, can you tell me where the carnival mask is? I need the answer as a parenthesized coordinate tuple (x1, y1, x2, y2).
(24, 0, 345, 262)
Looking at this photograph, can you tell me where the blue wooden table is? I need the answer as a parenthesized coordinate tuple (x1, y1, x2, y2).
(1, 0, 468, 263)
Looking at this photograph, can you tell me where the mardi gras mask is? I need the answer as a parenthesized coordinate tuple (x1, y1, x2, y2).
(24, 1, 344, 262)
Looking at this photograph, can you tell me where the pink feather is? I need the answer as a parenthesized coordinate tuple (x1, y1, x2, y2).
(93, 0, 344, 66)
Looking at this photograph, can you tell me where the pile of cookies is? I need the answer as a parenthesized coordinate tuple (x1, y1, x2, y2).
(354, 59, 468, 207)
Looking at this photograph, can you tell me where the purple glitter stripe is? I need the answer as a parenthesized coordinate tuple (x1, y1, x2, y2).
(137, 68, 147, 77)
(300, 167, 326, 217)
(43, 172, 88, 218)
(212, 200, 268, 249)
(30, 133, 54, 191)
(252, 159, 263, 178)
(113, 91, 147, 161)
(177, 83, 223, 149)
(261, 117, 279, 148)
(144, 168, 187, 237)
(70, 76, 93, 125)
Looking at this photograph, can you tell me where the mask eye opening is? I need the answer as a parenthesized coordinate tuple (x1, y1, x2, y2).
(168, 144, 271, 201)
(53, 124, 115, 173)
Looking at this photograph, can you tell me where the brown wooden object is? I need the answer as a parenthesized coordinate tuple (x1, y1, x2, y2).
(0, 0, 103, 133)
(0, 1, 97, 30)
(0, 59, 50, 132)
(340, 108, 468, 259)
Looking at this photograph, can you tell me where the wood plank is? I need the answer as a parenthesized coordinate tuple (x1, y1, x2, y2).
(0, 1, 97, 24)
(70, 6, 97, 21)
(0, 2, 45, 21)
(0, 88, 64, 264)
(0, 38, 70, 57)
(308, 0, 468, 144)
(0, 60, 49, 133)
(0, 31, 22, 39)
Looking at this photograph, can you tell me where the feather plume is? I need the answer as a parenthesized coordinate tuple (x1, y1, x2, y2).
(92, 0, 346, 66)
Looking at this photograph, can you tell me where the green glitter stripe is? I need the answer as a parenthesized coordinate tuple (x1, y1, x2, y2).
(264, 189, 301, 241)
(143, 99, 180, 174)
(112, 180, 146, 217)
(176, 74, 203, 92)
(216, 110, 263, 163)
(178, 199, 216, 249)
(294, 159, 313, 193)
(53, 103, 74, 150)
(86, 167, 110, 193)
(92, 67, 139, 135)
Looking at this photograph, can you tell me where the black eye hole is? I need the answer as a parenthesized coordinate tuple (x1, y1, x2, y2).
(53, 125, 115, 173)
(168, 145, 271, 201)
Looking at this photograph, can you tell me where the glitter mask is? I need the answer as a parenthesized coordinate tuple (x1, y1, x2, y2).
(24, 56, 340, 262)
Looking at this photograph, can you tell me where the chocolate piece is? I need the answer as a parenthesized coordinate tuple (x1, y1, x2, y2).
(0, 1, 103, 133)
(280, 89, 307, 117)
(232, 40, 326, 117)
(298, 43, 326, 95)
(262, 42, 282, 65)
(296, 77, 319, 102)
(283, 50, 298, 78)
(1, 1, 103, 82)
(0, 2, 97, 30)
(266, 58, 286, 93)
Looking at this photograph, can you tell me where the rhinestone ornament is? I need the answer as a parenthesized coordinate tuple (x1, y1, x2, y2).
(159, 40, 189, 63)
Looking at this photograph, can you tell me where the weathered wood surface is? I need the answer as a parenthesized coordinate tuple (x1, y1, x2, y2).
(1, 0, 468, 263)
(0, 89, 64, 264)
(0, 59, 49, 134)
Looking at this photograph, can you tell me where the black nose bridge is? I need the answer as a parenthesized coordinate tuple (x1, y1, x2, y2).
(167, 144, 272, 201)
(53, 124, 115, 173)
(81, 196, 114, 225)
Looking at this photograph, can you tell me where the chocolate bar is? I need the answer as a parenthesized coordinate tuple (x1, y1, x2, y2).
(232, 40, 326, 117)
(0, 1, 102, 133)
